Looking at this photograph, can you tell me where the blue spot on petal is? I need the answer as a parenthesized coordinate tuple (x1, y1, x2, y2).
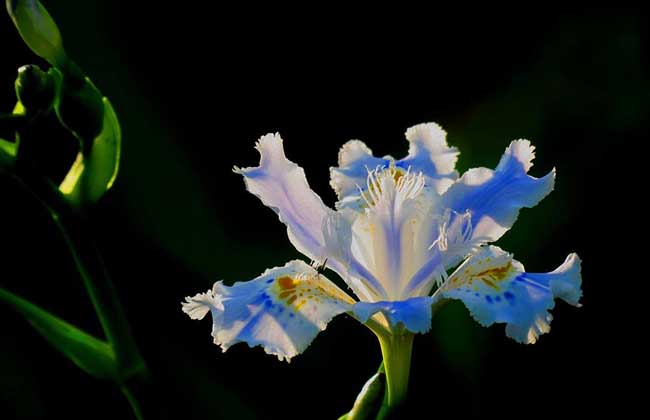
(495, 296, 501, 302)
(486, 296, 493, 303)
(289, 313, 295, 318)
(474, 293, 480, 297)
(504, 291, 515, 303)
(266, 278, 274, 284)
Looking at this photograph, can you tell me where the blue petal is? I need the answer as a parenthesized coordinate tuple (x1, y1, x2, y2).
(182, 260, 354, 361)
(329, 140, 390, 205)
(436, 246, 582, 344)
(353, 297, 434, 334)
(441, 140, 555, 245)
(234, 134, 336, 267)
(329, 123, 459, 207)
(396, 123, 459, 194)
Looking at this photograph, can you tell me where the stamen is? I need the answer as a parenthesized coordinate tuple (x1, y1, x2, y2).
(429, 209, 476, 285)
(361, 165, 425, 209)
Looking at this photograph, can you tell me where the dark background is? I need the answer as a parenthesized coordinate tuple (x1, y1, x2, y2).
(1, 3, 645, 419)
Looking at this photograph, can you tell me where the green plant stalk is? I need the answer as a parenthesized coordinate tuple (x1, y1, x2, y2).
(377, 331, 414, 417)
(121, 385, 144, 420)
(7, 169, 146, 381)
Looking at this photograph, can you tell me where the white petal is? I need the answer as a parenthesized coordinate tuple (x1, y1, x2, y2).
(329, 139, 390, 204)
(441, 139, 555, 245)
(183, 260, 355, 362)
(322, 209, 388, 302)
(397, 123, 459, 194)
(182, 289, 218, 320)
(325, 168, 441, 301)
(234, 134, 332, 263)
(434, 246, 582, 344)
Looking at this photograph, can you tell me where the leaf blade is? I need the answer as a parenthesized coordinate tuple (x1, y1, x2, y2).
(340, 363, 386, 420)
(0, 287, 120, 381)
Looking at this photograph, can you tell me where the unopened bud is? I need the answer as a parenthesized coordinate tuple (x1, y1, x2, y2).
(14, 64, 56, 114)
(6, 0, 67, 66)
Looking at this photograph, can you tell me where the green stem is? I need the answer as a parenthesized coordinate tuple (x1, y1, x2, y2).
(7, 169, 145, 380)
(377, 331, 414, 412)
(121, 385, 144, 420)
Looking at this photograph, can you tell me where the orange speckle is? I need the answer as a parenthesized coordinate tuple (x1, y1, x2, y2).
(475, 263, 512, 282)
(279, 291, 294, 299)
(481, 278, 499, 290)
(287, 295, 298, 305)
(277, 276, 296, 290)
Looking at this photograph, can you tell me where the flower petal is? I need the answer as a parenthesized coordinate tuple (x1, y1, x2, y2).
(435, 246, 582, 344)
(182, 260, 355, 361)
(330, 140, 390, 204)
(397, 123, 459, 194)
(322, 209, 388, 302)
(441, 140, 555, 245)
(324, 169, 439, 301)
(182, 289, 216, 320)
(234, 134, 332, 263)
(353, 297, 434, 334)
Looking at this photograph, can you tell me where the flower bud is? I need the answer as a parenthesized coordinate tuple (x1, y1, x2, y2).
(14, 64, 56, 115)
(5, 0, 67, 66)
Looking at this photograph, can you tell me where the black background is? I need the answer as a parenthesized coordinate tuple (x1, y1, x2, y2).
(1, 4, 645, 419)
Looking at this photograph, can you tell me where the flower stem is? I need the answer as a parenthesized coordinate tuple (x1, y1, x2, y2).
(121, 385, 144, 420)
(9, 170, 145, 378)
(8, 170, 151, 418)
(377, 331, 414, 414)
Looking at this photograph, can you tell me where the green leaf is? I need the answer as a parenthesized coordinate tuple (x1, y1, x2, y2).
(54, 67, 105, 147)
(59, 97, 121, 205)
(0, 138, 16, 157)
(0, 286, 120, 381)
(5, 0, 67, 66)
(340, 363, 386, 420)
(0, 138, 17, 169)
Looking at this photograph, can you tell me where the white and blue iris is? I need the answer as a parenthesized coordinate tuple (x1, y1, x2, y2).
(182, 123, 582, 361)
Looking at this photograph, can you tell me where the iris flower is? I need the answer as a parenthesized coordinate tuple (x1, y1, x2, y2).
(182, 123, 582, 408)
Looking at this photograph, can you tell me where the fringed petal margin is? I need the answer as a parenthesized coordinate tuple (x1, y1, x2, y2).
(397, 122, 459, 194)
(234, 134, 332, 263)
(435, 246, 582, 344)
(441, 140, 555, 244)
(182, 260, 355, 361)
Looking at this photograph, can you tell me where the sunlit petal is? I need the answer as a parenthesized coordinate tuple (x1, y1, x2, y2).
(234, 133, 332, 263)
(183, 260, 355, 361)
(330, 140, 390, 204)
(441, 140, 555, 246)
(434, 246, 582, 344)
(353, 297, 434, 334)
(397, 123, 459, 194)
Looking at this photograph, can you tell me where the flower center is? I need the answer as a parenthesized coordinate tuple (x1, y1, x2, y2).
(348, 166, 432, 300)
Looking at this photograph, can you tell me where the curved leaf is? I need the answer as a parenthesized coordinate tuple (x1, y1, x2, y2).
(0, 286, 119, 381)
(340, 363, 386, 420)
(59, 97, 121, 205)
(5, 0, 67, 66)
